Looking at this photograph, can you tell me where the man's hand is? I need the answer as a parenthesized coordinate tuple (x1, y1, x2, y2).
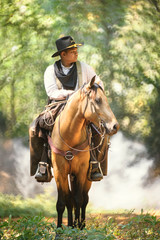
(67, 90, 75, 95)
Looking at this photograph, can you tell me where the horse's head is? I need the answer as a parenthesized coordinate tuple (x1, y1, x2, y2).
(81, 76, 119, 136)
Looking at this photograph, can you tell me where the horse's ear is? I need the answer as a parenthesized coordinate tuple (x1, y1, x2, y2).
(86, 75, 96, 90)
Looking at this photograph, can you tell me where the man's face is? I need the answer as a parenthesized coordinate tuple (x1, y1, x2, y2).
(61, 48, 78, 64)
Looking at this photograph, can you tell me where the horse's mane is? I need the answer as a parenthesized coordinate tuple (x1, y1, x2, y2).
(80, 82, 104, 101)
(61, 82, 104, 113)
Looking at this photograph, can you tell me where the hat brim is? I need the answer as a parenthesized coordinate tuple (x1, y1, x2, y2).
(51, 43, 83, 58)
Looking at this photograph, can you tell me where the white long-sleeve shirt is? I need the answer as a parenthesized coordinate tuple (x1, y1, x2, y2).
(44, 61, 104, 99)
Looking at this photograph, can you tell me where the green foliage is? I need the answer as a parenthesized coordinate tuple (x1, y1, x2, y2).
(118, 210, 160, 239)
(0, 192, 57, 218)
(0, 192, 101, 219)
(0, 215, 56, 240)
(1, 193, 160, 239)
(0, 210, 160, 239)
(0, 0, 57, 137)
(107, 1, 160, 139)
(99, 0, 160, 165)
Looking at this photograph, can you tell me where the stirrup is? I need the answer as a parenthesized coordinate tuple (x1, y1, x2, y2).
(87, 161, 103, 182)
(35, 162, 53, 183)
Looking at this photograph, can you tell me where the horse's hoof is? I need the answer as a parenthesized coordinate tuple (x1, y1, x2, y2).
(55, 233, 62, 240)
(79, 221, 85, 230)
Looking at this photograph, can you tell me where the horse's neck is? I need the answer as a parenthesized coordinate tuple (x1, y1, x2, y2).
(53, 92, 88, 148)
(60, 102, 86, 145)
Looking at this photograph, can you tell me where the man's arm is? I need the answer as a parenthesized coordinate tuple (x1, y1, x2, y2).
(44, 65, 74, 99)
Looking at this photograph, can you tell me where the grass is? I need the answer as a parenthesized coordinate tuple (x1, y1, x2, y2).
(0, 191, 102, 218)
(0, 192, 57, 218)
(0, 213, 160, 239)
(0, 193, 160, 239)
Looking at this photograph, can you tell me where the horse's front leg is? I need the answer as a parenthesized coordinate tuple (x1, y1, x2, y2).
(56, 175, 73, 228)
(80, 192, 89, 229)
(81, 181, 91, 229)
(66, 188, 73, 227)
(54, 175, 73, 240)
(56, 186, 65, 228)
(74, 193, 83, 228)
(72, 178, 83, 228)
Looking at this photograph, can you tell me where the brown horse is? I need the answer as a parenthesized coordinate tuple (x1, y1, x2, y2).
(50, 76, 119, 233)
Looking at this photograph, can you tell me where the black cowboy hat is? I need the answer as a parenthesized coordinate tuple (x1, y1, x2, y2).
(51, 35, 83, 57)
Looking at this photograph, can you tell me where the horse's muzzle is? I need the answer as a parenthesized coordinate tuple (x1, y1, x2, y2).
(104, 122, 120, 135)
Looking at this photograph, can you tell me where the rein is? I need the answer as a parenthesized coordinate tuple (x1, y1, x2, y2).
(58, 112, 105, 152)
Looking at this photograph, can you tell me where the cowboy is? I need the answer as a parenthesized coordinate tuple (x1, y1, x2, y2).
(29, 35, 106, 182)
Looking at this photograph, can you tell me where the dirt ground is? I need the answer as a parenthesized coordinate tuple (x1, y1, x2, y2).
(1, 210, 160, 226)
(46, 210, 160, 226)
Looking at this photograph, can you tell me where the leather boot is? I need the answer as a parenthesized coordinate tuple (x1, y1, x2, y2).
(35, 162, 53, 182)
(87, 160, 103, 181)
(35, 143, 53, 182)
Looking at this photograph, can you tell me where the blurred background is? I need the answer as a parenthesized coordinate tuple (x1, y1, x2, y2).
(0, 0, 160, 211)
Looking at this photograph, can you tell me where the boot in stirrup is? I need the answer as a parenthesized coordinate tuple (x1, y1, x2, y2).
(35, 142, 53, 183)
(35, 162, 53, 182)
(87, 160, 103, 181)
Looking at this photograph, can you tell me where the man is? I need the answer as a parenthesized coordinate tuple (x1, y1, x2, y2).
(29, 35, 106, 182)
(44, 35, 103, 99)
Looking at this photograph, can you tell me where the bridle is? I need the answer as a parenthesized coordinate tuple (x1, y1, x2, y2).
(58, 112, 106, 154)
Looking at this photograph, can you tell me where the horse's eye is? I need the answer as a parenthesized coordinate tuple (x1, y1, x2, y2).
(95, 97, 102, 105)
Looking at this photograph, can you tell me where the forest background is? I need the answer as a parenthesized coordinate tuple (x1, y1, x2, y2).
(0, 0, 160, 173)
